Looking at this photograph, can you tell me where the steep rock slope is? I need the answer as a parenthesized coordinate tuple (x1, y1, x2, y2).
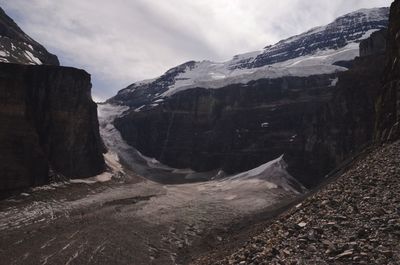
(195, 140, 400, 265)
(114, 74, 337, 186)
(0, 63, 105, 192)
(375, 0, 400, 141)
(110, 8, 389, 187)
(292, 30, 386, 186)
(195, 2, 400, 263)
(0, 7, 59, 65)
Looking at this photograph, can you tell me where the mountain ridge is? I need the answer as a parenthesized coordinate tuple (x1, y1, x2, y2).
(108, 7, 389, 108)
(0, 7, 59, 65)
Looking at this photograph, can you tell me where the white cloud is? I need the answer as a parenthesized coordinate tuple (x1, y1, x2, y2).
(0, 0, 392, 100)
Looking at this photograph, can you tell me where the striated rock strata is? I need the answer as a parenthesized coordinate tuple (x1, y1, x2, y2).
(375, 0, 400, 142)
(0, 63, 105, 192)
(114, 74, 338, 187)
(294, 33, 386, 186)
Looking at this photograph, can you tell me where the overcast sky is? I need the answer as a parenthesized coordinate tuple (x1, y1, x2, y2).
(0, 0, 392, 101)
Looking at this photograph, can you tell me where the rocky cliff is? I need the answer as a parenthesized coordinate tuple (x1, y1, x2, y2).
(0, 7, 59, 65)
(375, 0, 400, 142)
(293, 39, 386, 186)
(0, 63, 105, 193)
(114, 74, 337, 186)
(114, 38, 386, 188)
(111, 8, 390, 188)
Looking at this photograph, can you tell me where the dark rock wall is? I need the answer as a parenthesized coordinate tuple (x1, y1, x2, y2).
(375, 0, 400, 141)
(293, 53, 385, 186)
(114, 75, 337, 184)
(360, 29, 387, 57)
(113, 7, 396, 188)
(115, 29, 389, 188)
(0, 63, 105, 192)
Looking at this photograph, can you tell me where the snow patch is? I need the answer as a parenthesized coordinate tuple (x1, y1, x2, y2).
(70, 172, 113, 185)
(158, 42, 364, 97)
(226, 155, 305, 194)
(261, 122, 269, 128)
(134, 105, 145, 112)
(330, 77, 339, 87)
(24, 51, 42, 65)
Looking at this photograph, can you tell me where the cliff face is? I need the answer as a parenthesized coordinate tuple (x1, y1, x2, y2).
(114, 29, 388, 188)
(375, 0, 400, 141)
(0, 63, 105, 192)
(114, 74, 338, 186)
(293, 49, 386, 185)
(359, 29, 387, 57)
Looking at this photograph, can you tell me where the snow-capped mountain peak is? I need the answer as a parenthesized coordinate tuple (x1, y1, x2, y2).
(109, 7, 389, 107)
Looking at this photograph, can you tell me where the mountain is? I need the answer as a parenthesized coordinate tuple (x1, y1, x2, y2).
(196, 3, 400, 263)
(108, 7, 389, 108)
(107, 7, 389, 187)
(0, 8, 104, 194)
(0, 7, 59, 65)
(375, 0, 400, 142)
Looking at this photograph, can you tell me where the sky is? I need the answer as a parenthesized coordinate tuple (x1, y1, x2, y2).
(0, 0, 393, 101)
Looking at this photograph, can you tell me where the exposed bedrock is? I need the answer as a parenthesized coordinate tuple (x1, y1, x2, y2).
(375, 0, 400, 142)
(295, 52, 385, 186)
(114, 74, 338, 187)
(114, 30, 388, 188)
(0, 63, 105, 192)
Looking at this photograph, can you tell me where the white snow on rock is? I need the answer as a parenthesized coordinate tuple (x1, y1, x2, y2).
(330, 77, 339, 87)
(160, 40, 370, 97)
(261, 122, 269, 128)
(24, 50, 42, 65)
(69, 172, 113, 185)
(225, 155, 305, 194)
(123, 8, 387, 99)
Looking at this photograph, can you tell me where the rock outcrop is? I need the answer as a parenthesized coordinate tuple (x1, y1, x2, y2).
(195, 140, 400, 265)
(114, 74, 338, 187)
(0, 63, 105, 193)
(0, 7, 59, 65)
(375, 0, 400, 142)
(109, 8, 390, 188)
(113, 32, 387, 188)
(359, 29, 387, 57)
(293, 31, 386, 186)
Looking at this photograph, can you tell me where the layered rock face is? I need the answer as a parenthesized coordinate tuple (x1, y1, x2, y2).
(359, 29, 387, 57)
(114, 74, 337, 186)
(0, 7, 59, 65)
(293, 42, 386, 185)
(110, 8, 390, 187)
(114, 40, 386, 187)
(0, 63, 105, 192)
(375, 0, 400, 141)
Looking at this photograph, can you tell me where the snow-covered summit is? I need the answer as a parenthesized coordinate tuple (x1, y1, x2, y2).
(109, 7, 389, 107)
(247, 7, 389, 69)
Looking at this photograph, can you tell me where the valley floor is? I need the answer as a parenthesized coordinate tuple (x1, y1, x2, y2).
(0, 159, 299, 265)
(194, 141, 400, 265)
